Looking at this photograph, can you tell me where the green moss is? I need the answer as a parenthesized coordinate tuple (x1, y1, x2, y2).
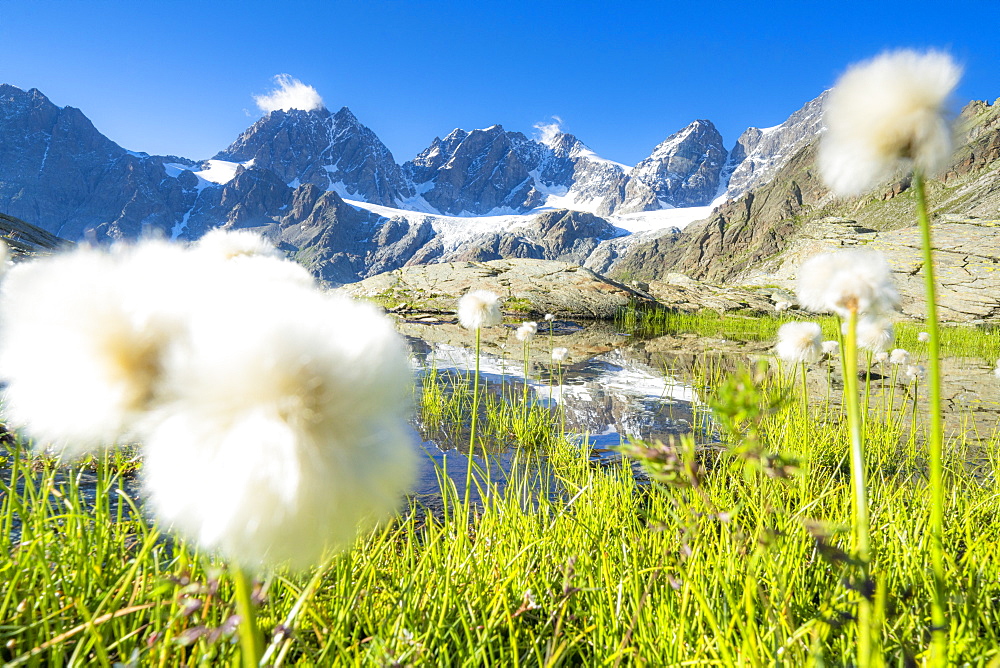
(504, 296, 534, 313)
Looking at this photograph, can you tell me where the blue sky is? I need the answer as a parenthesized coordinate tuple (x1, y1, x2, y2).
(1, 0, 997, 166)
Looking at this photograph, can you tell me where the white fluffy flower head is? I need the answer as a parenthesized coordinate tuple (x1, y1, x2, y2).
(820, 50, 961, 196)
(551, 347, 569, 363)
(0, 243, 192, 453)
(854, 318, 894, 353)
(797, 249, 899, 319)
(821, 340, 840, 356)
(194, 228, 315, 288)
(458, 290, 502, 330)
(143, 287, 415, 571)
(889, 348, 910, 365)
(775, 321, 823, 365)
(515, 321, 538, 342)
(918, 331, 930, 343)
(774, 301, 791, 312)
(196, 228, 284, 261)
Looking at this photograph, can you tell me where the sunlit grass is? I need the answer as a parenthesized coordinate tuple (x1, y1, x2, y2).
(2, 320, 1000, 664)
(618, 302, 1000, 362)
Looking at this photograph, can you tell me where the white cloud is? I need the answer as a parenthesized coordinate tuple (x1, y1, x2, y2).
(533, 115, 564, 146)
(254, 74, 325, 113)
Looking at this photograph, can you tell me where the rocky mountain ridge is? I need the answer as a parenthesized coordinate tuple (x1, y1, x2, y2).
(603, 97, 1000, 321)
(0, 83, 828, 246)
(4, 81, 995, 315)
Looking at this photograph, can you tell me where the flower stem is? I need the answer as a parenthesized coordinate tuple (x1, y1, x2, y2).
(842, 307, 873, 665)
(233, 566, 263, 668)
(799, 361, 809, 421)
(914, 169, 948, 664)
(522, 340, 531, 439)
(465, 327, 482, 510)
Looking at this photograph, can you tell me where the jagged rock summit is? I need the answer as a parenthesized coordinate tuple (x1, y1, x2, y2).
(0, 81, 834, 252)
(618, 120, 728, 213)
(4, 79, 996, 323)
(215, 106, 413, 206)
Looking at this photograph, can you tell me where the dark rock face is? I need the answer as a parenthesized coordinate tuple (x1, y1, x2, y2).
(0, 84, 187, 241)
(272, 186, 435, 285)
(0, 211, 72, 257)
(215, 106, 413, 206)
(403, 126, 545, 215)
(515, 209, 618, 262)
(618, 120, 728, 212)
(402, 126, 632, 216)
(182, 167, 294, 239)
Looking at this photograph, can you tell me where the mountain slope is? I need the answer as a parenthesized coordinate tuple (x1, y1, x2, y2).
(608, 97, 1000, 285)
(0, 84, 193, 240)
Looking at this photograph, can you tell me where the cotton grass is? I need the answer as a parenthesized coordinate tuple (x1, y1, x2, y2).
(196, 227, 285, 260)
(0, 244, 188, 453)
(0, 232, 417, 573)
(515, 321, 538, 341)
(819, 49, 961, 196)
(854, 318, 894, 353)
(890, 349, 911, 366)
(797, 249, 899, 319)
(775, 321, 822, 364)
(458, 290, 502, 330)
(143, 287, 415, 571)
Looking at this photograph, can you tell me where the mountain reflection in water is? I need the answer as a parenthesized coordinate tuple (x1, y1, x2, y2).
(402, 319, 716, 502)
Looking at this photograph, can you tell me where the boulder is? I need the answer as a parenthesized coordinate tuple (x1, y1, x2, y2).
(336, 258, 654, 319)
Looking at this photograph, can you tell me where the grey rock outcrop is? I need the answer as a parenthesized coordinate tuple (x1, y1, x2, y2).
(182, 166, 294, 238)
(0, 211, 72, 257)
(741, 217, 1000, 322)
(441, 209, 619, 264)
(645, 273, 775, 314)
(337, 259, 654, 319)
(269, 185, 431, 285)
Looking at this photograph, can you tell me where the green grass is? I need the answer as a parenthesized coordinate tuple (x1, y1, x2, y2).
(2, 330, 1000, 664)
(618, 302, 1000, 362)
